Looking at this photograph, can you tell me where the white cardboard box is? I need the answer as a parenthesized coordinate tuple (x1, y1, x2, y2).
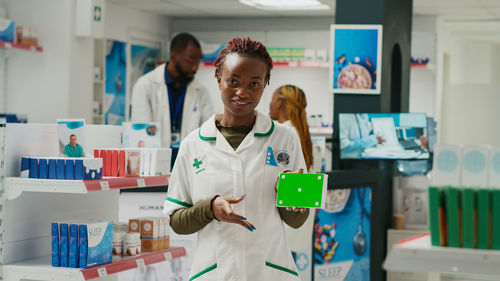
(461, 145, 489, 187)
(432, 144, 462, 186)
(489, 146, 500, 189)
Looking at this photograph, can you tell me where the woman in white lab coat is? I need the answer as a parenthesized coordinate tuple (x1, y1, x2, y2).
(164, 37, 309, 281)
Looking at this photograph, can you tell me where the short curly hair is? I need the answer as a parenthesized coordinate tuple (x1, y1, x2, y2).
(214, 37, 273, 84)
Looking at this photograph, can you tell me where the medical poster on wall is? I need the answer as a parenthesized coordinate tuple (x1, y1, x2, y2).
(119, 192, 197, 281)
(129, 44, 161, 119)
(105, 39, 127, 125)
(57, 119, 86, 157)
(313, 187, 372, 281)
(330, 25, 382, 94)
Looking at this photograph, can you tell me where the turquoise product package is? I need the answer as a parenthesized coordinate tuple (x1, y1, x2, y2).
(276, 173, 328, 208)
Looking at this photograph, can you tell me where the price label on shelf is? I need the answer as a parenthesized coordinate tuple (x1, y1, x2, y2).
(164, 252, 172, 261)
(97, 267, 107, 277)
(136, 258, 146, 269)
(137, 178, 146, 187)
(100, 181, 110, 191)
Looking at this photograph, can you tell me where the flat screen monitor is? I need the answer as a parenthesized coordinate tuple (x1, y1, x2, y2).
(339, 113, 429, 159)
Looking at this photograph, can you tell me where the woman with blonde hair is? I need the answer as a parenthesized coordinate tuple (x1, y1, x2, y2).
(270, 84, 313, 170)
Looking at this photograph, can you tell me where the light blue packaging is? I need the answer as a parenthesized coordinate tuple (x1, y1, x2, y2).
(0, 19, 15, 43)
(83, 158, 103, 179)
(51, 222, 59, 267)
(74, 159, 84, 180)
(78, 220, 113, 268)
(20, 157, 30, 178)
(57, 159, 65, 179)
(68, 224, 79, 268)
(65, 159, 75, 180)
(38, 158, 48, 179)
(60, 223, 69, 267)
(48, 159, 57, 179)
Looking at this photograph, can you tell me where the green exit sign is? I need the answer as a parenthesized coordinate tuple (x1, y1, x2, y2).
(94, 5, 102, 22)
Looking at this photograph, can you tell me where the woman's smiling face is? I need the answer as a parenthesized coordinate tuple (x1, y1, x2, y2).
(217, 53, 268, 124)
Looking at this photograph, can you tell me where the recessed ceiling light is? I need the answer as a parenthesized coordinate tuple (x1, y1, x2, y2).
(239, 0, 330, 10)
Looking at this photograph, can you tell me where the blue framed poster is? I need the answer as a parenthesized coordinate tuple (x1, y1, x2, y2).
(314, 187, 372, 281)
(330, 25, 382, 94)
(105, 40, 127, 125)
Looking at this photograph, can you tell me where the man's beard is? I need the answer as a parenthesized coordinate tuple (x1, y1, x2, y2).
(175, 62, 195, 84)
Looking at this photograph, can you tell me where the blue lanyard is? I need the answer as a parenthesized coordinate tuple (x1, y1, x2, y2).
(167, 85, 186, 129)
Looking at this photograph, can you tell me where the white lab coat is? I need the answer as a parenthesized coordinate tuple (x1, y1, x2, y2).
(164, 111, 306, 281)
(339, 113, 377, 158)
(131, 64, 213, 148)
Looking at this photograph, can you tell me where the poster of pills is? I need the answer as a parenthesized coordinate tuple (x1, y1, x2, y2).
(330, 25, 382, 94)
(313, 187, 372, 281)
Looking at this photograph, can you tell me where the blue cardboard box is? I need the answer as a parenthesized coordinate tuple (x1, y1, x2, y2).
(20, 157, 30, 178)
(65, 159, 75, 180)
(38, 158, 48, 179)
(79, 220, 113, 268)
(83, 158, 103, 180)
(0, 19, 15, 43)
(69, 224, 79, 268)
(60, 223, 69, 267)
(74, 159, 83, 180)
(51, 222, 59, 267)
(57, 159, 65, 179)
(29, 158, 38, 178)
(48, 159, 57, 179)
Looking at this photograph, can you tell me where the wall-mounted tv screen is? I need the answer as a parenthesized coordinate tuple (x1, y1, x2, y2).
(339, 113, 429, 159)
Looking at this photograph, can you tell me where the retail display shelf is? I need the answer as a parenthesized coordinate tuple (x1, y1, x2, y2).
(5, 175, 170, 199)
(383, 233, 500, 276)
(203, 61, 329, 68)
(0, 40, 43, 52)
(3, 247, 186, 281)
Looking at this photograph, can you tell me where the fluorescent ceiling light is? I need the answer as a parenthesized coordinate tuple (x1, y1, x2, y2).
(239, 0, 330, 10)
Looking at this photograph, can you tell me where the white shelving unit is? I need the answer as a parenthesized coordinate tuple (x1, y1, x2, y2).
(0, 123, 181, 281)
(384, 233, 500, 281)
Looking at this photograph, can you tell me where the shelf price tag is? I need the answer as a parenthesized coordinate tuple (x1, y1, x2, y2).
(97, 267, 107, 277)
(137, 178, 146, 188)
(136, 258, 146, 269)
(100, 181, 110, 191)
(164, 252, 172, 261)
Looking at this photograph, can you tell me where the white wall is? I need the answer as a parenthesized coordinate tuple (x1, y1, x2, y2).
(172, 17, 334, 124)
(4, 0, 73, 122)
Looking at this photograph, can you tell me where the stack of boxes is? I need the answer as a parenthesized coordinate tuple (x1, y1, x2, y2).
(51, 220, 113, 268)
(94, 148, 171, 177)
(21, 157, 102, 180)
(128, 217, 170, 252)
(429, 144, 500, 249)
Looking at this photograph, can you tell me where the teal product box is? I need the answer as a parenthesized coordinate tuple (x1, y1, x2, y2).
(78, 220, 113, 268)
(57, 159, 65, 179)
(51, 222, 59, 267)
(276, 173, 328, 208)
(48, 159, 57, 179)
(69, 224, 79, 268)
(20, 157, 30, 178)
(0, 19, 15, 43)
(74, 159, 83, 180)
(60, 223, 69, 267)
(65, 159, 75, 180)
(38, 158, 48, 179)
(82, 158, 103, 180)
(29, 158, 38, 178)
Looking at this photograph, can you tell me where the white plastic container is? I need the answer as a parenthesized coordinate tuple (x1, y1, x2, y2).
(113, 231, 125, 256)
(123, 233, 137, 256)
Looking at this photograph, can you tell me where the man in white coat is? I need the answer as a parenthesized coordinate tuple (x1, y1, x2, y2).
(131, 32, 213, 162)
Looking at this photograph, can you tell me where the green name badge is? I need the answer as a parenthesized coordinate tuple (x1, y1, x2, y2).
(276, 173, 328, 208)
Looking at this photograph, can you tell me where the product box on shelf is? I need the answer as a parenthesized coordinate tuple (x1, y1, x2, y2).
(428, 187, 446, 246)
(82, 158, 103, 179)
(125, 149, 141, 177)
(0, 19, 15, 43)
(489, 146, 500, 189)
(20, 157, 30, 178)
(78, 220, 113, 268)
(461, 188, 477, 249)
(433, 144, 462, 186)
(57, 159, 65, 179)
(51, 222, 59, 267)
(141, 218, 161, 252)
(65, 159, 75, 180)
(478, 189, 492, 249)
(151, 148, 172, 176)
(48, 158, 57, 179)
(445, 187, 460, 247)
(38, 158, 48, 179)
(461, 145, 489, 188)
(276, 173, 328, 208)
(493, 190, 500, 250)
(74, 159, 84, 180)
(60, 223, 69, 267)
(69, 224, 79, 268)
(29, 157, 38, 178)
(128, 218, 141, 233)
(22, 156, 102, 180)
